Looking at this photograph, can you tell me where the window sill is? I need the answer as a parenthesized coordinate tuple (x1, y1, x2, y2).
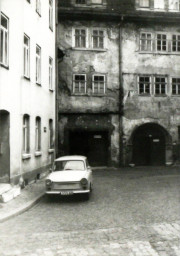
(71, 93, 106, 97)
(49, 88, 54, 92)
(22, 153, 31, 160)
(154, 94, 167, 97)
(48, 149, 54, 153)
(171, 94, 180, 97)
(139, 51, 180, 55)
(23, 76, 30, 81)
(138, 94, 151, 97)
(0, 63, 9, 70)
(35, 151, 42, 157)
(72, 47, 107, 52)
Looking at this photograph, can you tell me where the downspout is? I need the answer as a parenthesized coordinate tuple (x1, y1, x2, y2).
(119, 16, 124, 167)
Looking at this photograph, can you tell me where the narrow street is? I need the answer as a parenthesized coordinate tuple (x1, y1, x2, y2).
(0, 168, 180, 255)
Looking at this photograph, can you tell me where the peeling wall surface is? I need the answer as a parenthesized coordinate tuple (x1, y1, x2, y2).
(122, 23, 180, 165)
(57, 21, 120, 166)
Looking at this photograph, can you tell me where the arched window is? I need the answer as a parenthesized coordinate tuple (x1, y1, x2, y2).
(35, 117, 41, 151)
(23, 114, 30, 153)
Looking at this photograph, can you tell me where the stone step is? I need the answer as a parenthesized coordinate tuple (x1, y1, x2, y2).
(0, 184, 12, 196)
(0, 186, 21, 203)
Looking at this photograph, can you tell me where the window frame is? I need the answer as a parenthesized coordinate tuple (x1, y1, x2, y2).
(35, 117, 41, 152)
(49, 0, 53, 31)
(23, 114, 30, 154)
(140, 32, 153, 52)
(0, 12, 9, 67)
(23, 34, 30, 78)
(138, 75, 152, 95)
(49, 57, 53, 90)
(36, 44, 41, 85)
(73, 74, 87, 94)
(92, 29, 105, 49)
(171, 77, 180, 95)
(171, 34, 180, 52)
(154, 76, 167, 96)
(49, 119, 54, 149)
(92, 74, 106, 94)
(74, 28, 88, 48)
(156, 33, 168, 52)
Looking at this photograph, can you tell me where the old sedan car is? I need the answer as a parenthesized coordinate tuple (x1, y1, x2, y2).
(45, 155, 93, 200)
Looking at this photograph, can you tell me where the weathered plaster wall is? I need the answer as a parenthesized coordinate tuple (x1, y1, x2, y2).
(57, 21, 120, 113)
(121, 22, 180, 164)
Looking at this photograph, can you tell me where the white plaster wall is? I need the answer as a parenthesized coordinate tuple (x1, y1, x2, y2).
(0, 0, 56, 179)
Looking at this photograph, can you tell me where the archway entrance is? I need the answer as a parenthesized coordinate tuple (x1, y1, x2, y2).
(0, 110, 10, 182)
(132, 123, 167, 166)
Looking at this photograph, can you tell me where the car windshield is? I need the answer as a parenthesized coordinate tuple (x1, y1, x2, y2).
(54, 160, 85, 171)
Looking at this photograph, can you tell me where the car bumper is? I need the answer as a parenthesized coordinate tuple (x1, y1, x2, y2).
(46, 190, 90, 195)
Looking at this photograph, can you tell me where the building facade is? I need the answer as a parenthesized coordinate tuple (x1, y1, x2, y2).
(57, 0, 180, 167)
(0, 0, 56, 184)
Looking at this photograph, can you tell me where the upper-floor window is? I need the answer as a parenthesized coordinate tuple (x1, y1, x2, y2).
(154, 76, 167, 95)
(91, 0, 103, 4)
(138, 76, 151, 95)
(139, 0, 150, 7)
(36, 45, 41, 84)
(49, 0, 53, 30)
(172, 78, 180, 95)
(49, 57, 53, 90)
(24, 34, 30, 78)
(92, 75, 106, 94)
(73, 74, 86, 93)
(35, 117, 41, 151)
(156, 34, 167, 52)
(169, 0, 180, 11)
(172, 35, 180, 52)
(92, 30, 104, 49)
(0, 13, 9, 67)
(75, 29, 86, 48)
(140, 33, 152, 51)
(36, 0, 41, 15)
(23, 114, 30, 153)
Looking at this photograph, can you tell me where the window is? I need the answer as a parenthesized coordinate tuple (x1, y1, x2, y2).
(73, 74, 86, 93)
(49, 119, 53, 149)
(169, 0, 180, 10)
(138, 76, 151, 95)
(91, 0, 103, 4)
(172, 35, 180, 52)
(23, 114, 30, 153)
(0, 13, 9, 67)
(76, 0, 86, 3)
(49, 57, 53, 90)
(75, 29, 86, 48)
(92, 30, 104, 49)
(49, 0, 53, 30)
(154, 77, 167, 95)
(36, 45, 41, 84)
(156, 34, 167, 51)
(35, 117, 41, 151)
(92, 75, 106, 94)
(24, 34, 30, 78)
(36, 0, 41, 15)
(154, 0, 164, 9)
(172, 78, 180, 95)
(139, 0, 150, 7)
(140, 33, 152, 51)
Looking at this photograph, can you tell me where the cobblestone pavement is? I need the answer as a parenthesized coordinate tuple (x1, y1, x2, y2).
(0, 169, 180, 255)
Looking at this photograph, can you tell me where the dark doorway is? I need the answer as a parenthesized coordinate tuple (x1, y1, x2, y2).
(69, 131, 109, 167)
(0, 110, 10, 182)
(132, 124, 166, 166)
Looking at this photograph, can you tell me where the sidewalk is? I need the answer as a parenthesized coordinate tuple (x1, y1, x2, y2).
(0, 179, 45, 223)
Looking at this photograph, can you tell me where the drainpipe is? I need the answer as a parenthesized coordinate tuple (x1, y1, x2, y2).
(119, 16, 124, 167)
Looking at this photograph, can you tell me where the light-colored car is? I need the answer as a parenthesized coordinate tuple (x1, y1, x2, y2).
(45, 155, 93, 200)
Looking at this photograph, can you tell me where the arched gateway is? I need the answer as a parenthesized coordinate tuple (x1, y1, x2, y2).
(130, 123, 171, 166)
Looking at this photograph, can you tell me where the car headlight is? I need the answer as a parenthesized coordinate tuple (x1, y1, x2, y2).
(46, 179, 52, 187)
(80, 178, 88, 187)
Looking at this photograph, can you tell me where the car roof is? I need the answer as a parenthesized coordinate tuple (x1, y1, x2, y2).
(55, 155, 87, 162)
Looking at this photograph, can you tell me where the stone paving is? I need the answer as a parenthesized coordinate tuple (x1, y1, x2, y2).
(0, 167, 179, 255)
